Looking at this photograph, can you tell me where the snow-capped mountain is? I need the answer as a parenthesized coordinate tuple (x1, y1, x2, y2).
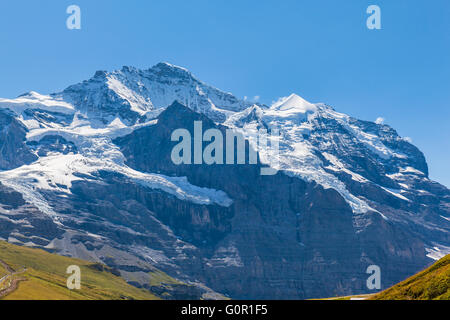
(59, 62, 252, 124)
(0, 62, 448, 299)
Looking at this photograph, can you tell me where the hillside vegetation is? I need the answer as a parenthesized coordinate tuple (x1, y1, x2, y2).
(0, 241, 159, 300)
(371, 255, 450, 300)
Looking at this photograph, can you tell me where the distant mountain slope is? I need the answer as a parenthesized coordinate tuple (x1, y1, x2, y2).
(0, 241, 160, 300)
(371, 254, 450, 300)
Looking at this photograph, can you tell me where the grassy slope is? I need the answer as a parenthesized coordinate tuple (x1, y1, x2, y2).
(314, 294, 373, 301)
(371, 255, 450, 300)
(149, 269, 183, 287)
(0, 241, 160, 300)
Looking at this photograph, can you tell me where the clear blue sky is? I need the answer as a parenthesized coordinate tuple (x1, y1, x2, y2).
(0, 0, 449, 187)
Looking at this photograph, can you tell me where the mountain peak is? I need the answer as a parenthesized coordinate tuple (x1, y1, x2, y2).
(271, 94, 317, 114)
(153, 61, 189, 71)
(149, 62, 193, 79)
(88, 63, 192, 85)
(52, 63, 252, 124)
(93, 70, 108, 79)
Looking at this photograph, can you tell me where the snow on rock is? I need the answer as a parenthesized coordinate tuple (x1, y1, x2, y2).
(321, 107, 399, 160)
(270, 94, 317, 115)
(1, 122, 233, 216)
(0, 91, 75, 115)
(56, 62, 253, 124)
(426, 244, 450, 261)
(227, 99, 379, 214)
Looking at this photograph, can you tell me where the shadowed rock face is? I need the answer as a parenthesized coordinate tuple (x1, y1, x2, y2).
(0, 109, 37, 170)
(306, 112, 450, 249)
(0, 183, 63, 246)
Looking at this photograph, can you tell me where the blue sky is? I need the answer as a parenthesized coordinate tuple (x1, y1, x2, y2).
(0, 0, 449, 186)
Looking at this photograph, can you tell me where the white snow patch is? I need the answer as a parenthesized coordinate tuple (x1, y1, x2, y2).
(400, 166, 425, 175)
(107, 76, 152, 115)
(323, 152, 369, 183)
(403, 137, 413, 143)
(266, 94, 317, 119)
(426, 245, 450, 260)
(380, 187, 411, 202)
(0, 91, 75, 115)
(375, 117, 385, 125)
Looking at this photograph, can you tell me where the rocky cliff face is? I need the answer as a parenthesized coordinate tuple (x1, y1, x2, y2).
(0, 109, 37, 170)
(113, 102, 431, 298)
(0, 63, 448, 299)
